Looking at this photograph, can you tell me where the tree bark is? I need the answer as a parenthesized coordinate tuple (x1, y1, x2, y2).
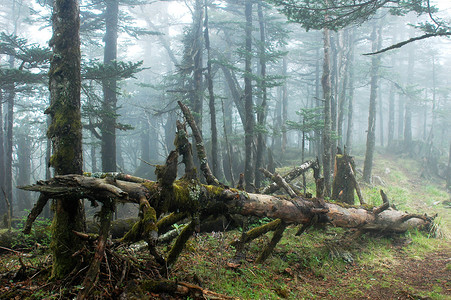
(322, 28, 332, 197)
(101, 0, 119, 172)
(255, 3, 267, 189)
(0, 90, 5, 215)
(16, 132, 31, 212)
(204, 1, 219, 179)
(363, 21, 382, 183)
(20, 174, 432, 234)
(192, 0, 204, 131)
(447, 141, 451, 191)
(46, 0, 84, 279)
(244, 0, 254, 192)
(345, 29, 355, 153)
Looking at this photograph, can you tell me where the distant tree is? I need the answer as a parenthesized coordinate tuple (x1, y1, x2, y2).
(0, 32, 50, 216)
(244, 0, 255, 192)
(363, 19, 382, 183)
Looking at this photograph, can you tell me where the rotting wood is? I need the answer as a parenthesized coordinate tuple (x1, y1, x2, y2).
(261, 160, 317, 195)
(20, 175, 433, 234)
(256, 220, 286, 263)
(373, 189, 390, 215)
(78, 199, 114, 300)
(23, 193, 49, 234)
(260, 168, 298, 198)
(178, 101, 222, 187)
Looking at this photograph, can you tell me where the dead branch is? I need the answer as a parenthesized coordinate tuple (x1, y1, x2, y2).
(177, 101, 222, 187)
(261, 160, 316, 195)
(260, 168, 297, 198)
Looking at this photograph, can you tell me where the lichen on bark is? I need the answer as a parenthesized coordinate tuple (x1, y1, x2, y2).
(46, 0, 84, 280)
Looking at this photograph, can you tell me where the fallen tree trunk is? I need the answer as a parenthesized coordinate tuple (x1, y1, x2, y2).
(19, 175, 432, 234)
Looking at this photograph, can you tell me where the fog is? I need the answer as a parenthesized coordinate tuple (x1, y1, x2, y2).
(0, 0, 450, 216)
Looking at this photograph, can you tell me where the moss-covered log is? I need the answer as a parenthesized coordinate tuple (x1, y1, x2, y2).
(20, 175, 432, 234)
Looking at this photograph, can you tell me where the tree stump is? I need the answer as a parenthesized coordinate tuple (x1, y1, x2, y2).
(332, 154, 355, 204)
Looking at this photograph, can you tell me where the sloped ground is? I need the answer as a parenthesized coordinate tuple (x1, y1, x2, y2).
(0, 152, 449, 299)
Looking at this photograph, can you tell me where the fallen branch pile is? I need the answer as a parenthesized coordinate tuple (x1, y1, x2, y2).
(18, 101, 434, 298)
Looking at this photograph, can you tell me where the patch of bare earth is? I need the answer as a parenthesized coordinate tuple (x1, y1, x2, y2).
(311, 247, 450, 299)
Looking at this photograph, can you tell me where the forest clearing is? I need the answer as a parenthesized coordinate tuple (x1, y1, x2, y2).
(1, 0, 451, 299)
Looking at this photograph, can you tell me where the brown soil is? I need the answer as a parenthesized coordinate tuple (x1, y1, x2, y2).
(296, 247, 450, 299)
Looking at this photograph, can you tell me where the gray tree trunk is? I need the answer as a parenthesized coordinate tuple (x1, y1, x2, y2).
(345, 29, 355, 153)
(101, 0, 119, 172)
(204, 0, 218, 178)
(0, 91, 5, 215)
(255, 3, 267, 189)
(322, 28, 332, 197)
(363, 21, 382, 183)
(244, 0, 254, 191)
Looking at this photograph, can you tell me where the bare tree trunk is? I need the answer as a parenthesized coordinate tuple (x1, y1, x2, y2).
(322, 28, 332, 197)
(0, 90, 5, 215)
(21, 175, 432, 235)
(447, 141, 451, 191)
(345, 29, 355, 153)
(337, 29, 349, 150)
(16, 132, 31, 212)
(378, 86, 384, 147)
(244, 0, 254, 192)
(387, 84, 395, 148)
(204, 0, 218, 178)
(192, 0, 204, 131)
(255, 3, 267, 189)
(101, 0, 119, 172)
(282, 56, 288, 156)
(363, 21, 382, 183)
(403, 22, 415, 150)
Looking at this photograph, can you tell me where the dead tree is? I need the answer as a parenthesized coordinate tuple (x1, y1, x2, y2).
(20, 104, 434, 295)
(332, 152, 364, 205)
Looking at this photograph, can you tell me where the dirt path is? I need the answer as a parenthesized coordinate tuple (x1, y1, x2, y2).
(309, 247, 451, 299)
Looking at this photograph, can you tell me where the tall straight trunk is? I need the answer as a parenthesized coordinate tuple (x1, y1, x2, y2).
(101, 0, 119, 172)
(345, 29, 355, 153)
(0, 91, 5, 215)
(46, 0, 84, 279)
(322, 28, 332, 197)
(337, 30, 349, 150)
(315, 42, 322, 162)
(204, 0, 218, 177)
(447, 141, 451, 190)
(428, 54, 437, 142)
(255, 3, 267, 189)
(272, 91, 282, 153)
(398, 96, 404, 140)
(363, 21, 382, 183)
(43, 116, 52, 219)
(387, 31, 397, 148)
(192, 0, 204, 131)
(330, 32, 339, 160)
(378, 86, 384, 147)
(404, 23, 415, 149)
(244, 0, 254, 191)
(281, 56, 288, 155)
(16, 133, 31, 212)
(5, 63, 15, 217)
(91, 133, 98, 172)
(387, 84, 395, 147)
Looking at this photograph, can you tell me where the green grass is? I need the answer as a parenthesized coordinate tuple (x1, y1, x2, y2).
(171, 152, 451, 299)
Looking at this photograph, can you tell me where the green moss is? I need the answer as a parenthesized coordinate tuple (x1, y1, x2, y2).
(166, 220, 196, 267)
(121, 205, 157, 243)
(50, 199, 84, 280)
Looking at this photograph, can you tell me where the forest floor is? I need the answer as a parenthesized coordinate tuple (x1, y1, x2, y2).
(0, 151, 449, 299)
